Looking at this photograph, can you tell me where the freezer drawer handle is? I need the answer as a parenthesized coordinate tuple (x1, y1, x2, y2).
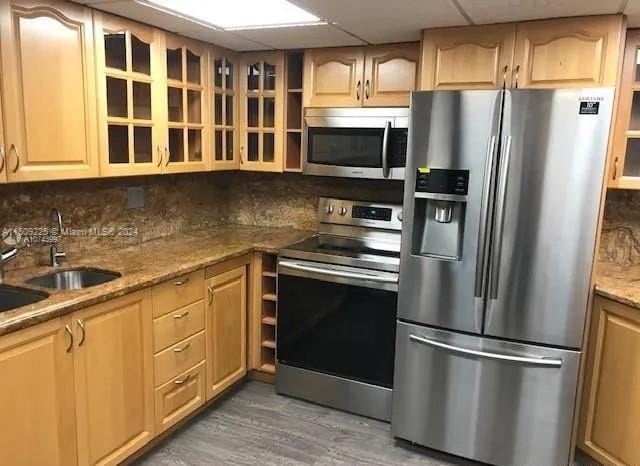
(409, 334, 562, 367)
(279, 260, 397, 284)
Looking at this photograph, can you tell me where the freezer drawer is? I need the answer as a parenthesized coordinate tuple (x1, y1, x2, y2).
(392, 321, 581, 466)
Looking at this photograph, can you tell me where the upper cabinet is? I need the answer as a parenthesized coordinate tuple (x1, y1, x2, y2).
(513, 15, 623, 88)
(609, 29, 640, 189)
(420, 15, 623, 90)
(239, 52, 284, 172)
(421, 24, 516, 90)
(163, 34, 209, 174)
(0, 89, 6, 184)
(0, 0, 98, 182)
(304, 44, 419, 107)
(95, 13, 163, 177)
(211, 49, 240, 170)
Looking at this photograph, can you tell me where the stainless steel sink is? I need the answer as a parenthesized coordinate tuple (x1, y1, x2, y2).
(26, 268, 121, 291)
(0, 285, 48, 312)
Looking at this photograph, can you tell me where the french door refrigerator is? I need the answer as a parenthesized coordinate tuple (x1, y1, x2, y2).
(392, 88, 613, 466)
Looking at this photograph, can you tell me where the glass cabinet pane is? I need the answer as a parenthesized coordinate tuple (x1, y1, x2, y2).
(635, 49, 640, 82)
(248, 63, 260, 91)
(630, 92, 640, 130)
(131, 35, 150, 75)
(226, 131, 234, 160)
(215, 58, 223, 88)
(108, 125, 128, 163)
(187, 90, 201, 123)
(624, 139, 640, 177)
(132, 81, 151, 120)
(247, 97, 259, 127)
(214, 93, 223, 125)
(226, 61, 234, 89)
(215, 130, 223, 160)
(133, 126, 152, 163)
(186, 50, 201, 84)
(248, 132, 259, 161)
(167, 48, 182, 81)
(225, 95, 233, 126)
(168, 128, 184, 162)
(188, 129, 202, 161)
(167, 87, 183, 122)
(264, 62, 276, 91)
(263, 133, 274, 162)
(264, 97, 274, 128)
(104, 32, 126, 71)
(106, 77, 127, 118)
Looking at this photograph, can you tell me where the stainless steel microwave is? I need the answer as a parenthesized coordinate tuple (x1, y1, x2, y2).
(302, 107, 409, 180)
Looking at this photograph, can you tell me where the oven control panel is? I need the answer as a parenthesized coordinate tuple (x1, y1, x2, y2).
(318, 197, 403, 231)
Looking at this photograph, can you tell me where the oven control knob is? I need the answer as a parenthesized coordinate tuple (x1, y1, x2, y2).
(324, 205, 334, 215)
(338, 206, 348, 216)
(397, 211, 403, 221)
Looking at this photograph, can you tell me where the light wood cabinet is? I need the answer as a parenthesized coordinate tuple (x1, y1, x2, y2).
(609, 29, 640, 189)
(0, 0, 98, 182)
(239, 51, 284, 172)
(211, 48, 240, 170)
(420, 24, 516, 90)
(303, 47, 365, 107)
(363, 43, 420, 106)
(578, 296, 640, 465)
(304, 44, 419, 107)
(155, 361, 206, 434)
(73, 290, 155, 466)
(513, 15, 623, 89)
(0, 318, 77, 466)
(95, 13, 164, 177)
(206, 265, 247, 399)
(162, 34, 209, 173)
(0, 89, 6, 183)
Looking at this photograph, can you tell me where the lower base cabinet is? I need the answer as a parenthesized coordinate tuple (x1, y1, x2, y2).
(155, 361, 206, 433)
(73, 290, 155, 466)
(0, 318, 77, 466)
(206, 265, 247, 400)
(578, 296, 640, 465)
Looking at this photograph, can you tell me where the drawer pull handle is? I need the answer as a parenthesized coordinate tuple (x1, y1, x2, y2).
(65, 324, 73, 353)
(173, 277, 190, 286)
(174, 374, 191, 385)
(77, 319, 86, 346)
(207, 285, 214, 305)
(173, 342, 191, 353)
(173, 310, 190, 319)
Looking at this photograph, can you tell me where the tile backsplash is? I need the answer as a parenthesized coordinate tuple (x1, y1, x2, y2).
(0, 172, 403, 269)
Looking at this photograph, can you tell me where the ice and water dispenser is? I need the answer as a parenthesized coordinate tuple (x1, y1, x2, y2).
(411, 168, 469, 261)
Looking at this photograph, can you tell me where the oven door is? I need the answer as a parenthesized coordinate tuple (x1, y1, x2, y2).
(303, 120, 407, 180)
(277, 259, 398, 388)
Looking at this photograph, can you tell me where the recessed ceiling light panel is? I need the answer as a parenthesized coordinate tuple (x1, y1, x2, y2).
(140, 0, 322, 30)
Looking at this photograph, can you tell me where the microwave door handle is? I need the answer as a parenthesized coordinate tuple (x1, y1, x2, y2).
(382, 121, 391, 178)
(489, 135, 512, 300)
(279, 260, 397, 284)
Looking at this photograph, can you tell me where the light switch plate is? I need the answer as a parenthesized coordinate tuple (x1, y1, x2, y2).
(126, 186, 145, 209)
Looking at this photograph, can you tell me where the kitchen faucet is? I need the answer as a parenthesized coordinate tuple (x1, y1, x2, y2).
(50, 208, 66, 267)
(0, 247, 19, 283)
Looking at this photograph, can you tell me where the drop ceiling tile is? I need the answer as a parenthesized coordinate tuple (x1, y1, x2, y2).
(177, 26, 272, 51)
(625, 0, 640, 27)
(235, 23, 365, 49)
(456, 0, 623, 24)
(291, 0, 469, 43)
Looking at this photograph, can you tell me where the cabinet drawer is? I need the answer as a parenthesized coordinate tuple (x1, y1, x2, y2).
(154, 331, 205, 386)
(153, 300, 205, 353)
(155, 361, 205, 434)
(152, 270, 204, 318)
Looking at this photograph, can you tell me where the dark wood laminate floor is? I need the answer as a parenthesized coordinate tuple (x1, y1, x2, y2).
(134, 380, 599, 466)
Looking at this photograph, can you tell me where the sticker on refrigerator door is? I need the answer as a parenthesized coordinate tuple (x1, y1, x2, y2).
(579, 101, 600, 115)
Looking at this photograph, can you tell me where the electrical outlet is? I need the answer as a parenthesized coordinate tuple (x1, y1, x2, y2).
(126, 186, 145, 209)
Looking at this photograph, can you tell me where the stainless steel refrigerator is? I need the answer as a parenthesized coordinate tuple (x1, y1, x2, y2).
(392, 88, 613, 466)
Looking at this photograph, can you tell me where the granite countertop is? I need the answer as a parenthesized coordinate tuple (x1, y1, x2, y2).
(0, 224, 313, 337)
(595, 261, 640, 310)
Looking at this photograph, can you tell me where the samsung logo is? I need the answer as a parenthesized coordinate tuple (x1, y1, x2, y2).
(579, 96, 605, 102)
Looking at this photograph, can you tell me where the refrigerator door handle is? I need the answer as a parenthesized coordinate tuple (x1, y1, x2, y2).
(409, 334, 563, 367)
(474, 135, 497, 298)
(489, 135, 512, 299)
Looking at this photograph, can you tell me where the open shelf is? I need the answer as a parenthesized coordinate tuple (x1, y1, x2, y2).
(262, 271, 277, 278)
(262, 316, 276, 326)
(256, 253, 278, 374)
(286, 132, 302, 172)
(284, 51, 304, 173)
(259, 362, 275, 374)
(262, 293, 277, 302)
(261, 339, 276, 349)
(286, 53, 303, 90)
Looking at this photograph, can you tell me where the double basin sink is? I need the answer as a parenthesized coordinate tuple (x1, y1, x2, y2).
(0, 268, 120, 313)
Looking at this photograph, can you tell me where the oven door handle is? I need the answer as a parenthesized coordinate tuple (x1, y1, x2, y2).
(279, 260, 398, 284)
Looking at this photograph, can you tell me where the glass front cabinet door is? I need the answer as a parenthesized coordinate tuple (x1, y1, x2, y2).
(610, 29, 640, 189)
(211, 49, 239, 170)
(95, 13, 163, 176)
(240, 52, 284, 172)
(163, 34, 209, 174)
